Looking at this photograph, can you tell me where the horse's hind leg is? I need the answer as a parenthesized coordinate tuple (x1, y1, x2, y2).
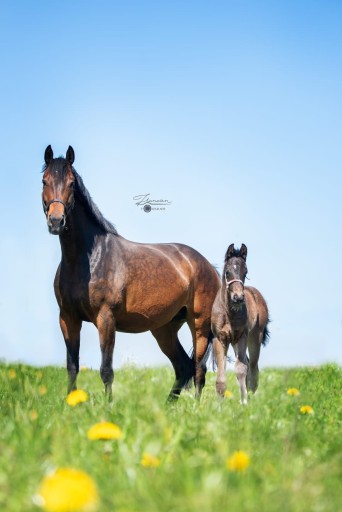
(247, 330, 261, 393)
(187, 316, 212, 398)
(59, 311, 82, 393)
(151, 320, 193, 402)
(232, 335, 248, 404)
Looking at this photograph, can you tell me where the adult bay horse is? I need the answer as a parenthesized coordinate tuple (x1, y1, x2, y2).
(211, 244, 269, 404)
(41, 145, 220, 400)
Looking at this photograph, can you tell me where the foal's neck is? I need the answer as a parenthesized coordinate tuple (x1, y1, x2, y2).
(222, 286, 247, 330)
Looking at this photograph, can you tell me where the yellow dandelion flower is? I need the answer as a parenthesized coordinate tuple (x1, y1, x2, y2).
(287, 388, 300, 396)
(36, 467, 98, 512)
(141, 453, 161, 468)
(300, 405, 314, 415)
(224, 390, 234, 399)
(226, 451, 250, 472)
(39, 385, 47, 396)
(8, 369, 16, 380)
(66, 390, 88, 407)
(30, 410, 38, 421)
(80, 366, 88, 372)
(87, 422, 123, 441)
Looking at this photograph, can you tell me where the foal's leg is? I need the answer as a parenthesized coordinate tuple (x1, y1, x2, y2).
(247, 330, 261, 393)
(59, 312, 82, 393)
(96, 307, 115, 400)
(152, 320, 193, 402)
(213, 337, 228, 396)
(232, 335, 248, 404)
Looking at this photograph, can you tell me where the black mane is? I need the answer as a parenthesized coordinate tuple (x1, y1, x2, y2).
(42, 157, 118, 235)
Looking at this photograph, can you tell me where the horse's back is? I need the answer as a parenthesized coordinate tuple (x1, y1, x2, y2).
(124, 239, 220, 291)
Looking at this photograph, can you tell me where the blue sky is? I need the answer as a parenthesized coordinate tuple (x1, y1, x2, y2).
(0, 1, 341, 370)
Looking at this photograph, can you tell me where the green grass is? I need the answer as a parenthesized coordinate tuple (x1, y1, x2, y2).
(0, 362, 341, 512)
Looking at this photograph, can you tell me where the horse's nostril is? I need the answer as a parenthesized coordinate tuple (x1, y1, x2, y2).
(49, 215, 65, 227)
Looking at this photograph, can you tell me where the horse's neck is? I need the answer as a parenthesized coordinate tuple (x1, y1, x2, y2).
(59, 203, 101, 265)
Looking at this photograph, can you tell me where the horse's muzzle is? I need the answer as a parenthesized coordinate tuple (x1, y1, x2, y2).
(48, 214, 66, 235)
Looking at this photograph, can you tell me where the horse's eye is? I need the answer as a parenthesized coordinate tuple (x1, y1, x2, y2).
(42, 179, 47, 186)
(69, 182, 75, 189)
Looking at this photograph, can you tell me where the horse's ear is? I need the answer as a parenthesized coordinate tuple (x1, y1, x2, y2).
(44, 145, 53, 166)
(240, 243, 248, 260)
(225, 243, 235, 262)
(66, 146, 75, 165)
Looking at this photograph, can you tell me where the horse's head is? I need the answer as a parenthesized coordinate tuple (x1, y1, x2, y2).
(42, 145, 76, 234)
(223, 243, 248, 306)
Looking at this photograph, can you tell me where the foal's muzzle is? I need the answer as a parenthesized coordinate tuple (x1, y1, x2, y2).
(232, 292, 245, 304)
(226, 278, 245, 306)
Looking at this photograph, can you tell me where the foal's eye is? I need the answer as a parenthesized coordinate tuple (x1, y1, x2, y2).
(42, 179, 47, 187)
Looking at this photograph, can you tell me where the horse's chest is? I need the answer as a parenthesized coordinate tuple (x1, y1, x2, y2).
(56, 276, 89, 312)
(55, 267, 119, 320)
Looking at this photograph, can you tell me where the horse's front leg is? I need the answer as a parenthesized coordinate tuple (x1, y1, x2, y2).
(96, 307, 115, 400)
(213, 336, 228, 396)
(60, 311, 82, 393)
(233, 334, 248, 404)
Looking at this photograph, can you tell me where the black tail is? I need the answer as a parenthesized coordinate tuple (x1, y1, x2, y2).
(262, 321, 270, 347)
(189, 330, 214, 371)
(199, 330, 214, 370)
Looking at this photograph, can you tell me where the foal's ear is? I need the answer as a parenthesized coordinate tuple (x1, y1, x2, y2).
(240, 243, 248, 260)
(225, 243, 235, 261)
(66, 146, 75, 165)
(44, 145, 53, 166)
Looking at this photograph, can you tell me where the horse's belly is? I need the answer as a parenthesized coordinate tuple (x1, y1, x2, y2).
(115, 304, 185, 333)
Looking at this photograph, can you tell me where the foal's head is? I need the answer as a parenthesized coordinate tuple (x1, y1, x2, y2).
(42, 145, 76, 234)
(223, 243, 248, 307)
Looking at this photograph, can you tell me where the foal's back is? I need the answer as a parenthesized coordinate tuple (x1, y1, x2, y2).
(245, 286, 269, 339)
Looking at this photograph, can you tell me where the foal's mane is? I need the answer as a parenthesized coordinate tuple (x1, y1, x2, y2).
(42, 157, 118, 235)
(224, 247, 242, 261)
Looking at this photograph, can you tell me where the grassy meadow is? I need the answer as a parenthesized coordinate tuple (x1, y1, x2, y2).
(0, 362, 341, 512)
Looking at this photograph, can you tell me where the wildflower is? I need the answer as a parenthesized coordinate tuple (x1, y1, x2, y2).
(8, 369, 16, 380)
(80, 366, 88, 372)
(36, 467, 98, 512)
(300, 405, 314, 415)
(30, 410, 38, 421)
(226, 451, 250, 472)
(224, 390, 234, 399)
(66, 390, 88, 407)
(287, 388, 300, 396)
(87, 422, 123, 441)
(39, 385, 47, 396)
(141, 453, 161, 468)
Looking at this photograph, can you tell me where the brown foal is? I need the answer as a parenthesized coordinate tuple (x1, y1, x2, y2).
(211, 243, 269, 403)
